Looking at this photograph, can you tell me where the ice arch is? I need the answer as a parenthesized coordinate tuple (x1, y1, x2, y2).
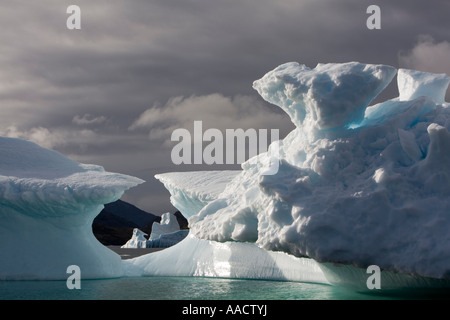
(0, 137, 143, 280)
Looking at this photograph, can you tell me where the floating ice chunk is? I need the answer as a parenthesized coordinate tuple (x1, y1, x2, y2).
(146, 230, 189, 248)
(253, 62, 397, 131)
(121, 217, 188, 249)
(122, 228, 149, 249)
(149, 212, 180, 240)
(0, 136, 144, 280)
(398, 69, 450, 104)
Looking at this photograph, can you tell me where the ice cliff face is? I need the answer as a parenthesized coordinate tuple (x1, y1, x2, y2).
(160, 62, 450, 280)
(0, 137, 143, 279)
(155, 171, 240, 219)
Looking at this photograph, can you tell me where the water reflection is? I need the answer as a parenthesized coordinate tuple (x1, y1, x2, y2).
(1, 276, 449, 300)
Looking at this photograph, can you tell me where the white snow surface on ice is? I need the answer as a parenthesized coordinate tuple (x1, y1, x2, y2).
(148, 62, 450, 280)
(155, 171, 240, 219)
(0, 137, 144, 279)
(398, 68, 450, 104)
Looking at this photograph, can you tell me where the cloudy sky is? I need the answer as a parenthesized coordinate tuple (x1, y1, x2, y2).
(1, 0, 449, 214)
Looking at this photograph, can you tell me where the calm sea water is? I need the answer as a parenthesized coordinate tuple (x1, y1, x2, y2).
(1, 276, 449, 300)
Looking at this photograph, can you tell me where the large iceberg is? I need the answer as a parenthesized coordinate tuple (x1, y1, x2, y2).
(0, 137, 143, 280)
(123, 172, 328, 284)
(4, 61, 450, 291)
(126, 62, 450, 290)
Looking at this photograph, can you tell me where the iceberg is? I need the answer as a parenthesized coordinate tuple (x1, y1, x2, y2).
(124, 170, 328, 284)
(122, 228, 149, 249)
(146, 230, 189, 248)
(121, 212, 189, 249)
(3, 61, 450, 292)
(146, 212, 188, 248)
(149, 212, 181, 240)
(127, 62, 450, 290)
(0, 137, 143, 280)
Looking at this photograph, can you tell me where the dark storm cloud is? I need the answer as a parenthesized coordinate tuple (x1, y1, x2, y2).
(1, 0, 449, 213)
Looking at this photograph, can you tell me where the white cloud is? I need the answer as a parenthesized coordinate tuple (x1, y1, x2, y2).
(72, 114, 107, 126)
(0, 125, 96, 150)
(129, 93, 293, 144)
(399, 35, 450, 75)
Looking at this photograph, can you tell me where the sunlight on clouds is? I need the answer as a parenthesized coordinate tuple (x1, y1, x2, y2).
(399, 35, 450, 75)
(129, 93, 292, 144)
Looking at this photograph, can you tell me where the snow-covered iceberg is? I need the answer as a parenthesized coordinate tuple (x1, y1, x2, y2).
(121, 212, 189, 248)
(149, 212, 181, 240)
(122, 228, 149, 249)
(146, 230, 189, 248)
(127, 62, 450, 290)
(0, 137, 143, 280)
(146, 212, 188, 248)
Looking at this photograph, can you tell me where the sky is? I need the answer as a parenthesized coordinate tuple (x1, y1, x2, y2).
(1, 0, 449, 215)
